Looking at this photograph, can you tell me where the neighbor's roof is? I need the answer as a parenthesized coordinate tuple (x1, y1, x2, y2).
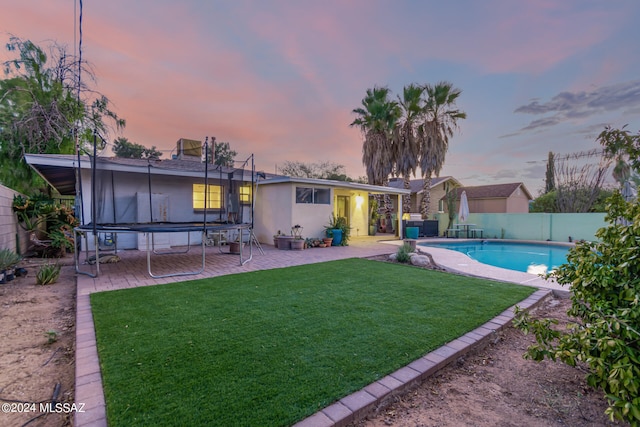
(260, 176, 411, 195)
(450, 182, 533, 200)
(387, 176, 461, 193)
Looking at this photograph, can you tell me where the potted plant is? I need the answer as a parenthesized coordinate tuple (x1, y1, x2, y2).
(369, 198, 380, 236)
(277, 233, 294, 250)
(290, 225, 304, 250)
(323, 215, 350, 246)
(0, 249, 22, 283)
(273, 230, 283, 248)
(290, 237, 304, 250)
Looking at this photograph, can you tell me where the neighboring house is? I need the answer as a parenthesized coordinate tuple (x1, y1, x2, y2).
(444, 183, 533, 214)
(24, 141, 410, 250)
(388, 176, 462, 217)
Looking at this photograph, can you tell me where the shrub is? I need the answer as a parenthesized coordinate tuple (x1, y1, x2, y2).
(514, 192, 640, 425)
(396, 243, 414, 264)
(44, 330, 58, 344)
(36, 263, 61, 285)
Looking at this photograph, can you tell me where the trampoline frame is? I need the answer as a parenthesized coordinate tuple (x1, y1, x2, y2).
(74, 136, 262, 279)
(74, 222, 253, 278)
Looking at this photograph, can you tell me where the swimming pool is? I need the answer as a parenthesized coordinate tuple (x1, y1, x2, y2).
(418, 240, 571, 274)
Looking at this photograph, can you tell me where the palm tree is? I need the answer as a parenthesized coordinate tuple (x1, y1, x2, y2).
(395, 83, 424, 214)
(418, 81, 467, 219)
(351, 86, 400, 186)
(351, 87, 400, 230)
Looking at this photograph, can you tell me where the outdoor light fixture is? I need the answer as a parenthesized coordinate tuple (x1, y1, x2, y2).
(355, 194, 364, 207)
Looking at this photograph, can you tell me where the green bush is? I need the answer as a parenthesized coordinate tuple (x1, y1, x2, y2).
(514, 192, 640, 425)
(12, 195, 78, 257)
(396, 243, 413, 263)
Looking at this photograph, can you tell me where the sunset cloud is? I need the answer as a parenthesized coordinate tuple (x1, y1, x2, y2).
(1, 0, 639, 194)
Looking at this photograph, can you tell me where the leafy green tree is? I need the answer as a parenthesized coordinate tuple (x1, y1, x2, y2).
(208, 141, 237, 167)
(514, 126, 640, 425)
(529, 190, 557, 212)
(418, 82, 466, 218)
(601, 125, 640, 191)
(0, 36, 124, 194)
(278, 160, 350, 180)
(113, 137, 162, 159)
(600, 125, 640, 173)
(530, 188, 614, 213)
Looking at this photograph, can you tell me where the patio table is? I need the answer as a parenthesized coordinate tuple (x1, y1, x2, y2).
(454, 223, 476, 239)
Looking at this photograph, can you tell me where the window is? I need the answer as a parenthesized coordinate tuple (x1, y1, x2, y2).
(193, 184, 222, 209)
(314, 188, 330, 204)
(296, 187, 330, 204)
(239, 185, 252, 204)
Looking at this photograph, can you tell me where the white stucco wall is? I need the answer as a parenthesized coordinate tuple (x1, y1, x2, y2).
(255, 183, 369, 244)
(253, 182, 293, 244)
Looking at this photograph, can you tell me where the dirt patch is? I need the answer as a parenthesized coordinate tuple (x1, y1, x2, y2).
(0, 261, 76, 427)
(355, 255, 626, 427)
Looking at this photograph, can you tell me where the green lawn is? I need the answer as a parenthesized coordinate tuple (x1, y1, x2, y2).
(91, 258, 535, 426)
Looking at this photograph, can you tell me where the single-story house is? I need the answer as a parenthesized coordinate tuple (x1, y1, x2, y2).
(24, 141, 410, 250)
(443, 183, 533, 214)
(387, 176, 462, 217)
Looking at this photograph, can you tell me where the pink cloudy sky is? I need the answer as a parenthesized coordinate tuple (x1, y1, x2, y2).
(2, 0, 639, 194)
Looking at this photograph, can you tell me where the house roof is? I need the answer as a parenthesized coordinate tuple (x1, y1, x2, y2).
(24, 154, 266, 196)
(387, 176, 461, 194)
(24, 154, 409, 197)
(259, 176, 411, 195)
(449, 182, 533, 200)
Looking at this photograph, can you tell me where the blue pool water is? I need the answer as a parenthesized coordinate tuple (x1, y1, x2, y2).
(419, 241, 570, 274)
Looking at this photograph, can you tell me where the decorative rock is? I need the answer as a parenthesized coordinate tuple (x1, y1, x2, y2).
(389, 253, 397, 261)
(410, 254, 432, 267)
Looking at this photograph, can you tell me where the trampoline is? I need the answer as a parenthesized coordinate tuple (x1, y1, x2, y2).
(74, 222, 253, 278)
(74, 136, 263, 278)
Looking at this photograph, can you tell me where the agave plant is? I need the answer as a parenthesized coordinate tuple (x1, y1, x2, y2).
(0, 249, 21, 271)
(36, 263, 61, 286)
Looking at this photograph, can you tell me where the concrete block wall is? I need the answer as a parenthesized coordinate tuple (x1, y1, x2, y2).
(435, 212, 607, 242)
(0, 184, 29, 254)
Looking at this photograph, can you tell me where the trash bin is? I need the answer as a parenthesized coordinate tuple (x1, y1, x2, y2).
(406, 227, 419, 239)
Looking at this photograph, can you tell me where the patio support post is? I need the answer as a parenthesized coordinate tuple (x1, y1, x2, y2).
(397, 194, 403, 239)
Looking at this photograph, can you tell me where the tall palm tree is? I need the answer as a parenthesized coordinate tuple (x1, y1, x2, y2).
(418, 81, 467, 219)
(351, 86, 400, 187)
(351, 87, 400, 229)
(395, 83, 424, 214)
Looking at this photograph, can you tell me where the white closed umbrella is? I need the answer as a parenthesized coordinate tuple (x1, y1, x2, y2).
(622, 180, 636, 202)
(458, 190, 469, 223)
